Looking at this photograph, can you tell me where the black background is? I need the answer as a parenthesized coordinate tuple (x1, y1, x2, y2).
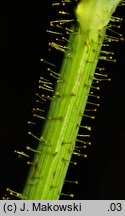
(0, 1, 125, 199)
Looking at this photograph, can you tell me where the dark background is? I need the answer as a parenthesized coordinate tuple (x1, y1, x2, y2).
(0, 2, 125, 199)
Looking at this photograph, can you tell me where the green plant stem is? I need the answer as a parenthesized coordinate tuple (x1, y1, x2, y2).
(23, 26, 106, 199)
